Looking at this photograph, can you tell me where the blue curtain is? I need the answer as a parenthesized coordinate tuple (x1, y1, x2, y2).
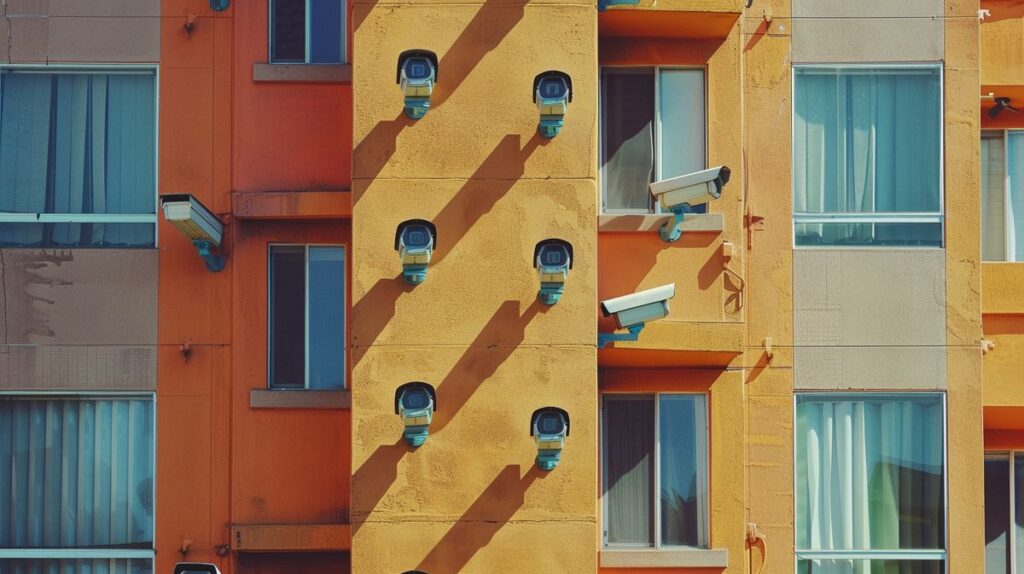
(0, 558, 152, 574)
(0, 72, 155, 247)
(0, 397, 154, 554)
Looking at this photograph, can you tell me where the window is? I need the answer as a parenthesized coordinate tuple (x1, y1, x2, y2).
(0, 68, 157, 248)
(601, 68, 706, 213)
(269, 245, 346, 390)
(795, 394, 946, 573)
(270, 0, 347, 64)
(984, 452, 1024, 574)
(0, 395, 155, 572)
(602, 394, 709, 548)
(981, 131, 1024, 261)
(793, 66, 943, 247)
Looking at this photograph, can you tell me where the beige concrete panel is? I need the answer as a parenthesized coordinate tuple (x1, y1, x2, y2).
(351, 345, 596, 524)
(353, 520, 596, 573)
(351, 178, 597, 351)
(794, 250, 946, 347)
(352, 3, 597, 181)
(0, 249, 157, 346)
(47, 0, 159, 17)
(0, 15, 48, 62)
(6, 0, 47, 16)
(793, 0, 941, 18)
(794, 346, 947, 390)
(792, 18, 944, 63)
(0, 344, 156, 390)
(47, 16, 159, 62)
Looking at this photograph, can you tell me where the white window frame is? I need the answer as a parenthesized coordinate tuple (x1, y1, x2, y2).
(792, 392, 949, 572)
(985, 450, 1021, 573)
(982, 130, 1020, 262)
(0, 64, 160, 246)
(600, 392, 710, 550)
(0, 391, 157, 569)
(791, 63, 945, 249)
(599, 66, 708, 215)
(267, 243, 347, 390)
(268, 0, 348, 64)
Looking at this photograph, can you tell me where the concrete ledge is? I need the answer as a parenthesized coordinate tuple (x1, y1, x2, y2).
(250, 390, 351, 410)
(253, 63, 352, 83)
(600, 548, 729, 568)
(232, 190, 352, 220)
(598, 213, 724, 233)
(598, 321, 745, 367)
(231, 523, 350, 552)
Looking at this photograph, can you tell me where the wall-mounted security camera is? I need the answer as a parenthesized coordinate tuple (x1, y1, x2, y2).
(395, 219, 437, 285)
(174, 564, 221, 574)
(160, 194, 226, 272)
(397, 50, 438, 120)
(533, 71, 572, 138)
(533, 239, 573, 305)
(598, 283, 676, 348)
(649, 166, 731, 242)
(395, 382, 436, 447)
(531, 407, 569, 471)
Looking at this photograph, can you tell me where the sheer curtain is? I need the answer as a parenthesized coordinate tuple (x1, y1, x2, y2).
(0, 72, 155, 247)
(982, 133, 1007, 261)
(659, 395, 708, 547)
(794, 69, 941, 246)
(604, 396, 654, 545)
(0, 397, 154, 557)
(602, 70, 655, 212)
(796, 395, 944, 574)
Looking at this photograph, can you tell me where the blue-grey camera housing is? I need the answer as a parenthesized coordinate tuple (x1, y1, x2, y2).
(397, 50, 438, 120)
(598, 0, 640, 10)
(208, 0, 229, 11)
(533, 239, 573, 305)
(533, 71, 572, 138)
(530, 407, 570, 471)
(395, 219, 437, 285)
(395, 382, 436, 447)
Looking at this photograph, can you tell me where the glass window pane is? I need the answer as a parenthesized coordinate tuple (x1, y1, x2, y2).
(310, 0, 344, 63)
(798, 559, 943, 574)
(272, 0, 306, 62)
(1014, 454, 1024, 574)
(985, 453, 1010, 574)
(0, 398, 154, 549)
(796, 394, 945, 552)
(1005, 133, 1024, 261)
(270, 246, 306, 388)
(604, 395, 654, 545)
(659, 69, 706, 215)
(0, 559, 153, 574)
(602, 70, 655, 211)
(982, 133, 1007, 261)
(794, 223, 942, 247)
(308, 247, 345, 390)
(0, 223, 155, 248)
(659, 395, 708, 547)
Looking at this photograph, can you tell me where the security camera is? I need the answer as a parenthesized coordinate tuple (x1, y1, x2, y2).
(531, 407, 570, 471)
(160, 194, 226, 272)
(397, 50, 438, 119)
(174, 564, 221, 574)
(649, 166, 730, 242)
(598, 283, 676, 348)
(533, 239, 573, 305)
(395, 219, 436, 285)
(395, 382, 436, 447)
(533, 71, 572, 138)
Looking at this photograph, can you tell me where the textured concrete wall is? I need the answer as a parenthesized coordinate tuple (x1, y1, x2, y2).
(0, 0, 160, 62)
(792, 0, 944, 62)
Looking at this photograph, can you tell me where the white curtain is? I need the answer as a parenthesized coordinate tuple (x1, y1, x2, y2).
(0, 72, 155, 247)
(0, 398, 154, 559)
(981, 134, 1007, 261)
(604, 396, 654, 545)
(797, 396, 944, 574)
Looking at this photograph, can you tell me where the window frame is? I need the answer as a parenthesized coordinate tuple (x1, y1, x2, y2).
(792, 391, 949, 572)
(600, 392, 711, 550)
(0, 64, 160, 247)
(599, 65, 708, 215)
(790, 63, 946, 249)
(266, 243, 347, 390)
(981, 129, 1022, 262)
(0, 391, 157, 567)
(268, 0, 348, 64)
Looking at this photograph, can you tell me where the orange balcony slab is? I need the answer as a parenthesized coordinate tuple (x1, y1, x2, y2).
(600, 0, 742, 39)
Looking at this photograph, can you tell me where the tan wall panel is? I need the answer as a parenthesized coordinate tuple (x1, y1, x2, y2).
(0, 344, 156, 390)
(792, 18, 944, 63)
(0, 10, 159, 62)
(794, 346, 947, 390)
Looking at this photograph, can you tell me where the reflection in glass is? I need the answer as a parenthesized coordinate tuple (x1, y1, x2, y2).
(659, 395, 708, 547)
(985, 454, 1010, 574)
(308, 247, 345, 390)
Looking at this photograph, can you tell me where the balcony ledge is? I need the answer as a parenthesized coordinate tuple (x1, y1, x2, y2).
(599, 213, 724, 234)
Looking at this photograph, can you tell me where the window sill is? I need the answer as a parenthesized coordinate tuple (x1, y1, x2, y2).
(250, 389, 351, 409)
(600, 548, 729, 568)
(598, 213, 724, 234)
(252, 63, 352, 84)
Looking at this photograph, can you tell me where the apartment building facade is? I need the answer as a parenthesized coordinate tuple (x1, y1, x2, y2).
(0, 0, 1019, 572)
